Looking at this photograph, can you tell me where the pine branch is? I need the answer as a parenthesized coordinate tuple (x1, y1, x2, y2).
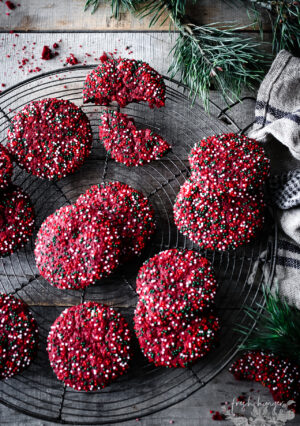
(237, 286, 300, 363)
(169, 23, 269, 109)
(249, 0, 300, 54)
(85, 0, 139, 17)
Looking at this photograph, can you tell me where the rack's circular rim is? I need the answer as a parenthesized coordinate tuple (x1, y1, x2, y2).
(0, 66, 277, 424)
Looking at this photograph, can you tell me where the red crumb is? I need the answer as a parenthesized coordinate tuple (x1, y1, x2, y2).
(5, 1, 15, 10)
(212, 411, 225, 421)
(100, 52, 108, 62)
(66, 54, 79, 65)
(41, 45, 53, 60)
(53, 43, 59, 49)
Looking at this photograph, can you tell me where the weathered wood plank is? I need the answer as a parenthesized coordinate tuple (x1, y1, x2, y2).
(0, 0, 271, 31)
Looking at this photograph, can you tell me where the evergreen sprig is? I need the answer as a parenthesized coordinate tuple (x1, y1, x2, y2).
(84, 0, 271, 108)
(249, 0, 300, 55)
(237, 286, 300, 363)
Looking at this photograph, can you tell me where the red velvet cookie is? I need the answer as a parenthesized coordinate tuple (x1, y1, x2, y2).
(35, 204, 121, 290)
(7, 98, 92, 181)
(99, 110, 170, 166)
(0, 185, 35, 257)
(0, 145, 13, 189)
(136, 249, 217, 323)
(83, 55, 165, 108)
(75, 181, 155, 261)
(230, 351, 300, 410)
(47, 302, 132, 391)
(0, 293, 38, 379)
(174, 178, 264, 251)
(134, 300, 219, 367)
(188, 133, 270, 197)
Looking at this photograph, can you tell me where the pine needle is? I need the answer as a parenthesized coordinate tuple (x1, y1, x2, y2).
(237, 286, 300, 363)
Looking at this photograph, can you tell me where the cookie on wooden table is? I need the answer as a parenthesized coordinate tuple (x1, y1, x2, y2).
(134, 300, 219, 368)
(0, 293, 38, 379)
(0, 185, 35, 257)
(47, 302, 132, 391)
(75, 181, 156, 261)
(35, 204, 121, 290)
(83, 55, 166, 108)
(99, 110, 170, 166)
(0, 145, 13, 189)
(188, 133, 270, 197)
(136, 248, 217, 323)
(7, 98, 92, 181)
(173, 178, 265, 251)
(230, 351, 300, 410)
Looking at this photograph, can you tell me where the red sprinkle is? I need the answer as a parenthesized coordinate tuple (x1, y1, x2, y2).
(53, 43, 59, 49)
(212, 412, 225, 421)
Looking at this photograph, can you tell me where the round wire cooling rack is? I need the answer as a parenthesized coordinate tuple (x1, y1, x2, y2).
(0, 66, 277, 424)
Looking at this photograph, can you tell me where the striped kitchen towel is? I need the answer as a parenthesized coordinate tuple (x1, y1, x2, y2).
(249, 50, 300, 244)
(248, 234, 300, 309)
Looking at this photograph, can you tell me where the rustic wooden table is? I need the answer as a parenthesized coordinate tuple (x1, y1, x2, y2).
(0, 2, 298, 425)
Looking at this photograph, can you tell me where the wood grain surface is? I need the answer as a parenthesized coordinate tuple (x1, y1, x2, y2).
(0, 0, 270, 32)
(0, 1, 298, 425)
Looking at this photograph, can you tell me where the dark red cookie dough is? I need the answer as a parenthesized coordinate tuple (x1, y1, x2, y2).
(230, 351, 300, 410)
(0, 185, 35, 257)
(75, 181, 155, 261)
(99, 110, 170, 167)
(0, 145, 13, 189)
(83, 55, 165, 108)
(0, 293, 38, 379)
(174, 178, 265, 251)
(35, 204, 121, 290)
(7, 98, 92, 181)
(136, 249, 217, 323)
(47, 302, 132, 391)
(188, 133, 270, 197)
(134, 300, 219, 368)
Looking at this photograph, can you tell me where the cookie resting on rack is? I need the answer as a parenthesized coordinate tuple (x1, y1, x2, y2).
(0, 294, 38, 379)
(188, 133, 270, 197)
(0, 185, 35, 257)
(0, 145, 13, 189)
(173, 178, 265, 251)
(83, 55, 165, 108)
(230, 351, 300, 411)
(35, 204, 121, 290)
(134, 300, 219, 368)
(7, 98, 92, 181)
(136, 248, 217, 323)
(47, 302, 132, 391)
(99, 110, 170, 166)
(75, 181, 156, 261)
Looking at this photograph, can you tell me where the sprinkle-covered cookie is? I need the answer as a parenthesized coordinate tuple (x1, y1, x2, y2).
(75, 181, 155, 261)
(99, 110, 170, 166)
(83, 55, 165, 108)
(230, 351, 300, 410)
(47, 302, 132, 391)
(35, 204, 121, 290)
(7, 98, 92, 181)
(136, 249, 217, 323)
(0, 145, 13, 189)
(0, 294, 38, 379)
(0, 185, 35, 257)
(174, 178, 264, 251)
(134, 300, 219, 368)
(188, 133, 270, 196)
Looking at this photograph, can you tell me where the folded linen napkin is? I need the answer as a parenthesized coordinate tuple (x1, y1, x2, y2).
(248, 50, 300, 306)
(249, 50, 300, 245)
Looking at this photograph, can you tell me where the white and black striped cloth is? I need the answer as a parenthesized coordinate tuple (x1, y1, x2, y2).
(249, 50, 300, 245)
